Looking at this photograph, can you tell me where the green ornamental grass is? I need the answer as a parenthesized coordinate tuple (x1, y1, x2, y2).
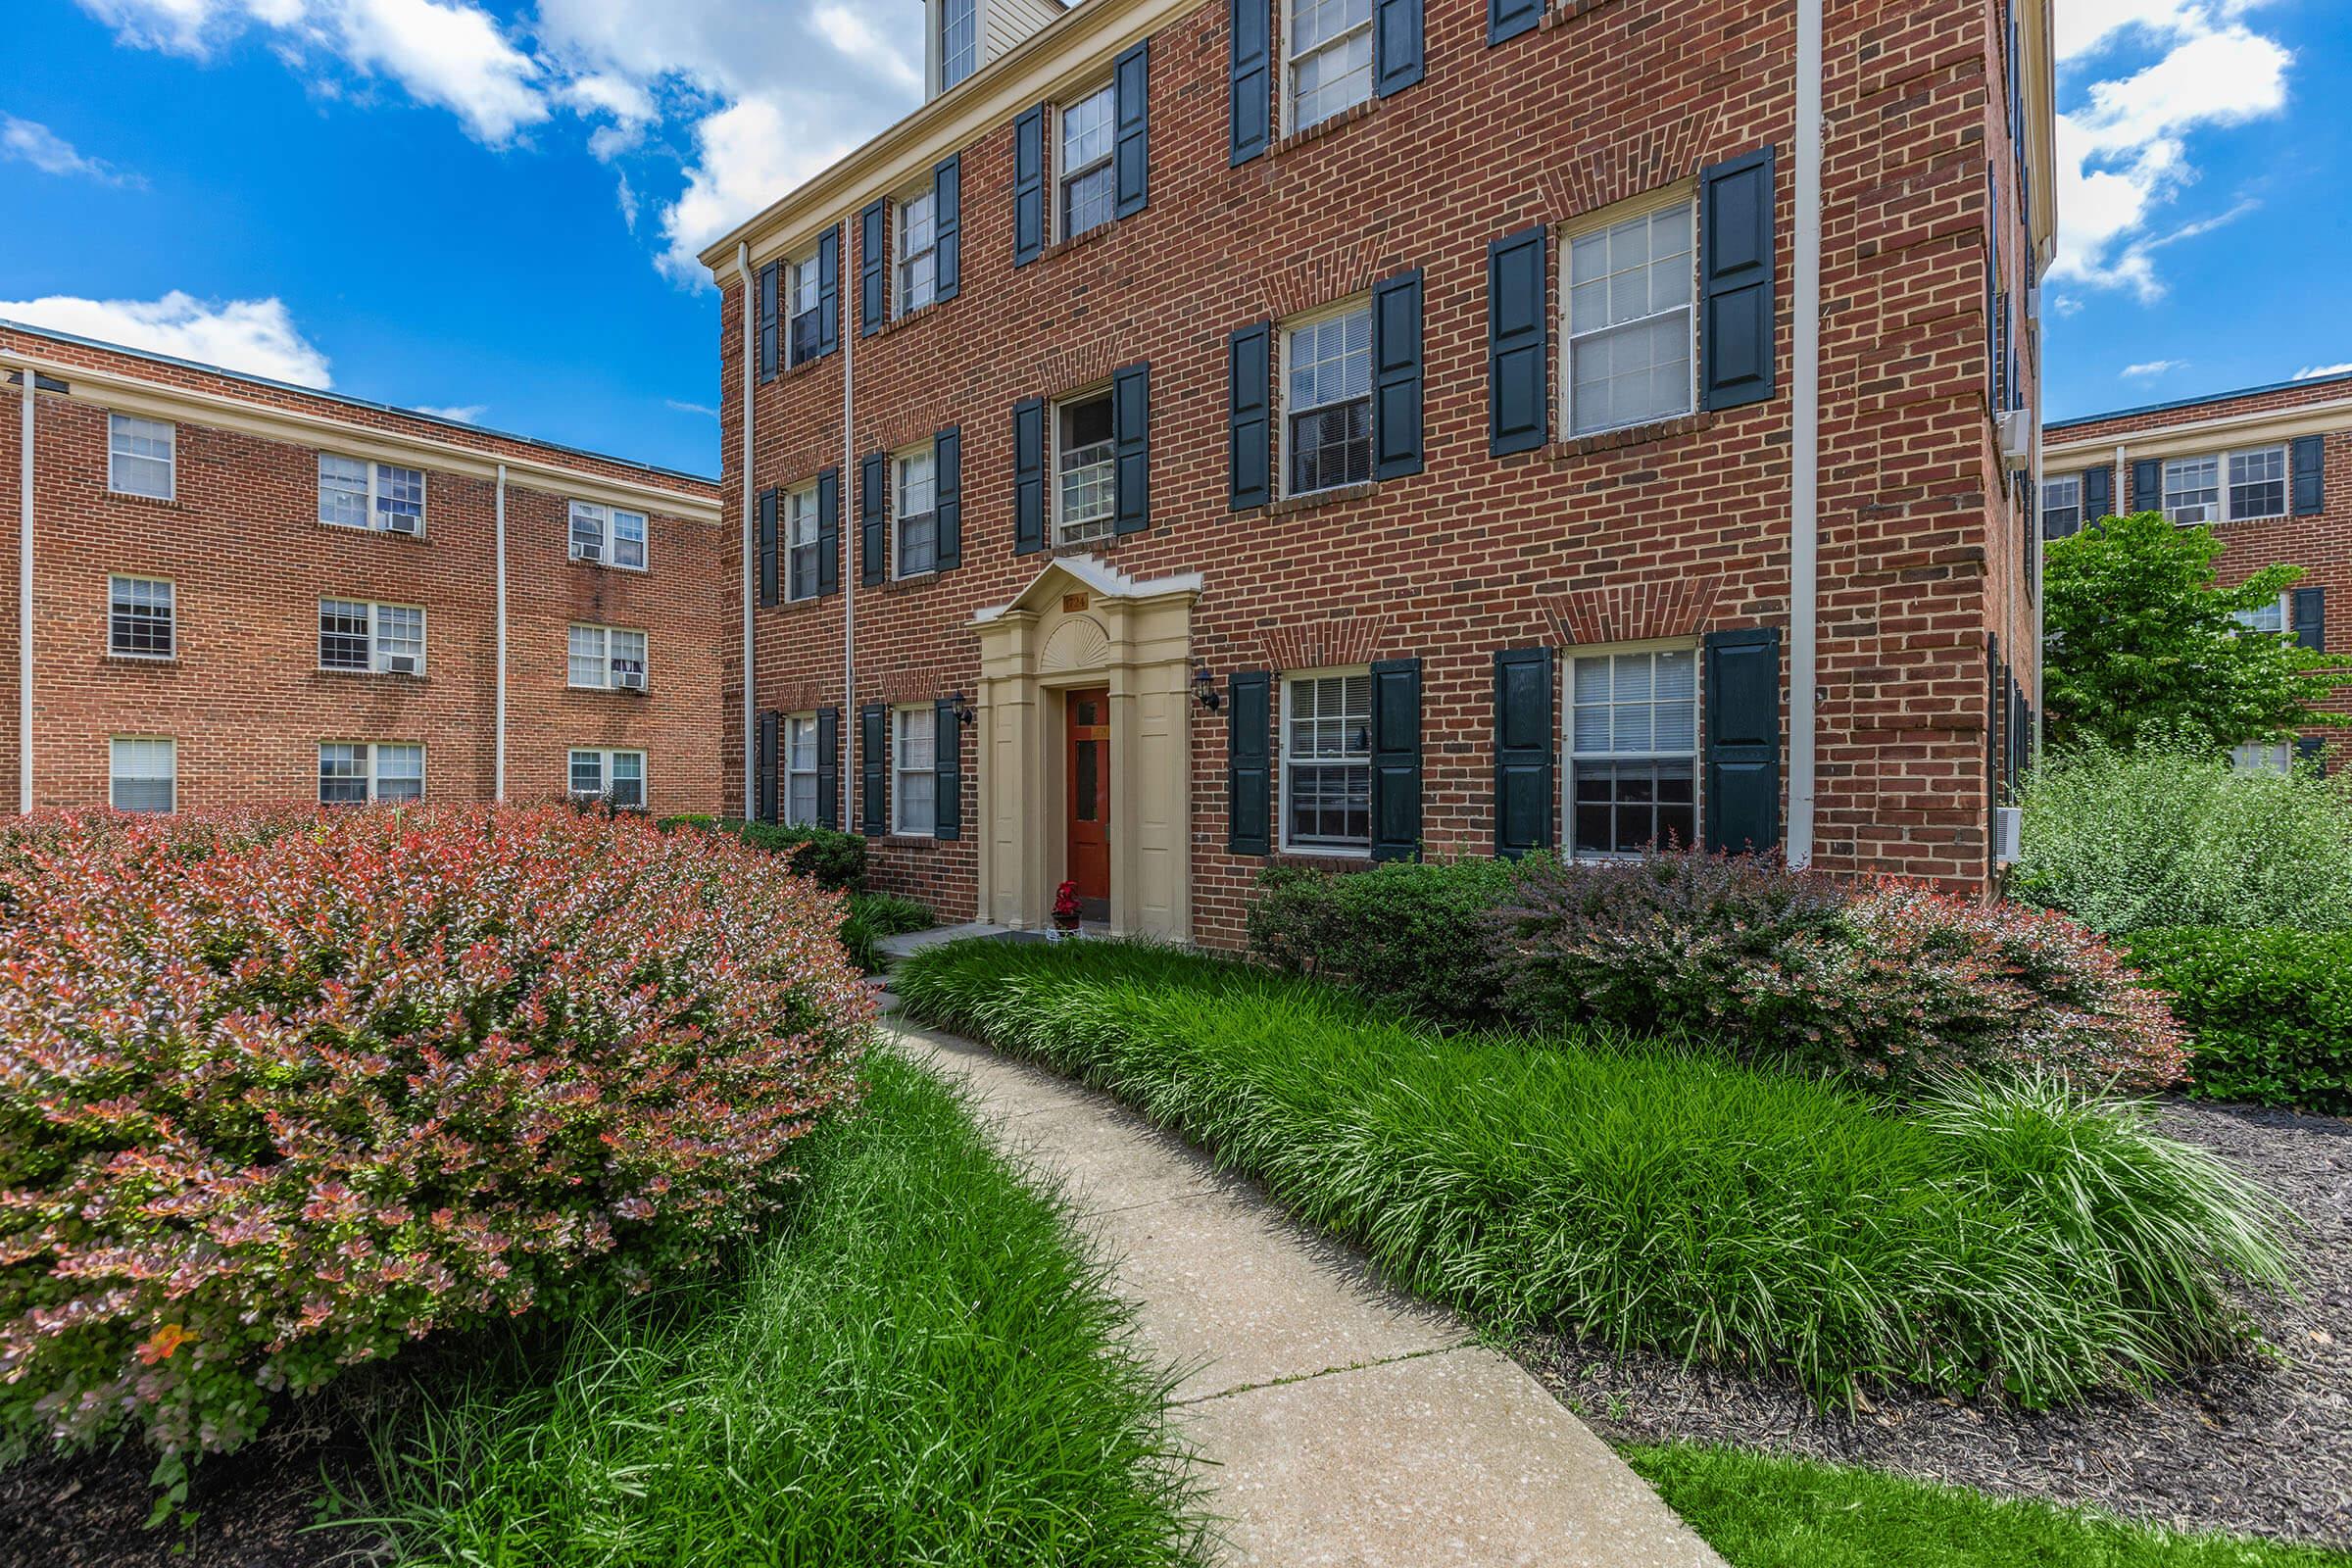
(894, 940, 2294, 1408)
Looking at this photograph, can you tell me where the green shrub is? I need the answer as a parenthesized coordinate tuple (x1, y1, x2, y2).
(1246, 858, 1529, 1023)
(352, 1053, 1206, 1566)
(2124, 927, 2352, 1113)
(2015, 742, 2352, 936)
(842, 891, 938, 973)
(896, 940, 2290, 1408)
(664, 816, 868, 892)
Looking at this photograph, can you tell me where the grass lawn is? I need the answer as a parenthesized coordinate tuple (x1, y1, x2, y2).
(343, 1050, 1205, 1567)
(1625, 1445, 2352, 1568)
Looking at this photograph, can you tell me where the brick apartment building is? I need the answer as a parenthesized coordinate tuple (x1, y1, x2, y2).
(0, 323, 727, 818)
(2043, 370, 2350, 770)
(706, 0, 2058, 947)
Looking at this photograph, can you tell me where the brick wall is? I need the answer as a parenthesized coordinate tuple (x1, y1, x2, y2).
(722, 0, 2044, 946)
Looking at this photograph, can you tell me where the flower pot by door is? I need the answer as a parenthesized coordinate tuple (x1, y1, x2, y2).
(1065, 686, 1110, 923)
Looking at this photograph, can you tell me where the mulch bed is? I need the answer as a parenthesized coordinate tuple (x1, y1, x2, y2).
(1520, 1098, 2352, 1550)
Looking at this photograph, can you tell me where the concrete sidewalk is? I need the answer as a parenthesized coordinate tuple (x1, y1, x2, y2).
(882, 1009, 1727, 1568)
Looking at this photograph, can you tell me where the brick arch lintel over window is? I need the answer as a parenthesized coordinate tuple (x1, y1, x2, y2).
(1252, 615, 1393, 673)
(1534, 108, 1728, 221)
(1543, 577, 1727, 647)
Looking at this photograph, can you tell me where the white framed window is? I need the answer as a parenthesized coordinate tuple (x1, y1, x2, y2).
(318, 456, 425, 534)
(319, 742, 424, 805)
(787, 248, 824, 366)
(108, 574, 174, 659)
(1059, 81, 1117, 243)
(2231, 743, 2292, 775)
(110, 736, 175, 813)
(108, 416, 174, 501)
(786, 483, 821, 602)
(1280, 668, 1373, 854)
(569, 748, 647, 808)
(2041, 473, 2082, 536)
(568, 501, 649, 569)
(1565, 200, 1695, 437)
(894, 446, 940, 578)
(2165, 446, 2287, 525)
(1567, 647, 1699, 858)
(939, 0, 977, 92)
(2232, 592, 2292, 637)
(896, 189, 939, 318)
(785, 713, 820, 826)
(1054, 388, 1116, 545)
(319, 600, 426, 675)
(1287, 0, 1373, 133)
(1283, 304, 1373, 497)
(566, 623, 649, 690)
(893, 706, 936, 836)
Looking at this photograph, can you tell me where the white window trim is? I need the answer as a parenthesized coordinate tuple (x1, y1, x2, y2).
(1055, 80, 1117, 246)
(567, 622, 650, 691)
(110, 735, 176, 814)
(1277, 296, 1373, 502)
(892, 444, 940, 581)
(892, 705, 937, 839)
(1561, 640, 1703, 863)
(318, 742, 427, 806)
(1278, 664, 1375, 858)
(1051, 383, 1117, 546)
(107, 415, 176, 502)
(784, 711, 821, 827)
(785, 482, 822, 603)
(938, 0, 977, 93)
(2041, 471, 2082, 530)
(1558, 190, 1699, 441)
(1283, 0, 1375, 137)
(107, 573, 175, 662)
(568, 747, 649, 807)
(318, 456, 427, 537)
(894, 187, 939, 320)
(568, 500, 651, 570)
(318, 599, 428, 677)
(786, 248, 824, 368)
(2164, 444, 2290, 526)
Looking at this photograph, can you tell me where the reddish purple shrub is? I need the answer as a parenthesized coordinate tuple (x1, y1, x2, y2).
(0, 806, 869, 1471)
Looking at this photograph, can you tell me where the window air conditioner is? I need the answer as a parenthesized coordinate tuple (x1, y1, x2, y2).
(1997, 407, 2033, 463)
(617, 669, 647, 691)
(572, 540, 603, 563)
(383, 512, 419, 536)
(387, 655, 420, 676)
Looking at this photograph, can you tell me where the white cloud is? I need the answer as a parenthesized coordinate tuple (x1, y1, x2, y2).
(0, 291, 331, 386)
(810, 4, 922, 92)
(2052, 3, 2292, 301)
(2294, 364, 2352, 381)
(657, 95, 855, 278)
(415, 402, 486, 421)
(665, 398, 718, 418)
(2122, 359, 2187, 379)
(0, 115, 142, 185)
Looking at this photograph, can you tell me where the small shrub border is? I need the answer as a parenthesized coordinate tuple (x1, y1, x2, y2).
(659, 815, 867, 893)
(842, 892, 938, 974)
(2124, 928, 2352, 1115)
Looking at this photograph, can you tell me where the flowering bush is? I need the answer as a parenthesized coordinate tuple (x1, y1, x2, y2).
(0, 806, 869, 1482)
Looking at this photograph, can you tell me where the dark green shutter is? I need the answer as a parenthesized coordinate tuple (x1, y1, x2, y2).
(859, 452, 887, 586)
(757, 262, 780, 380)
(1488, 226, 1547, 456)
(858, 199, 886, 336)
(757, 488, 780, 606)
(1013, 397, 1047, 554)
(2082, 464, 2112, 524)
(934, 426, 962, 569)
(1114, 41, 1150, 219)
(1013, 105, 1048, 265)
(934, 154, 961, 303)
(2132, 458, 2162, 514)
(817, 706, 841, 829)
(816, 225, 841, 356)
(2294, 586, 2326, 652)
(859, 704, 887, 837)
(2294, 434, 2327, 516)
(934, 699, 962, 841)
(1494, 646, 1554, 858)
(1700, 147, 1778, 412)
(1227, 671, 1272, 855)
(2297, 736, 2328, 777)
(1489, 0, 1540, 45)
(1230, 0, 1271, 165)
(1369, 659, 1423, 862)
(1375, 0, 1423, 94)
(1371, 269, 1424, 480)
(816, 466, 841, 595)
(1229, 321, 1272, 509)
(1703, 627, 1783, 856)
(757, 710, 780, 823)
(1114, 363, 1151, 535)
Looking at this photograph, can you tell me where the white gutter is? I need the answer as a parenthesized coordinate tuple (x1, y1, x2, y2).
(494, 462, 509, 801)
(15, 363, 29, 815)
(1787, 0, 1823, 871)
(739, 240, 759, 822)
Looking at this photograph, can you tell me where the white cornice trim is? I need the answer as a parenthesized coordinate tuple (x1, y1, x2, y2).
(2044, 396, 2352, 462)
(975, 554, 1205, 623)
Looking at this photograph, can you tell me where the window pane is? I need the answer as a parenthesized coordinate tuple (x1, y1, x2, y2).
(610, 629, 647, 682)
(609, 753, 644, 808)
(1282, 672, 1374, 849)
(898, 192, 938, 315)
(2164, 457, 2220, 523)
(375, 466, 424, 531)
(319, 744, 369, 805)
(375, 606, 423, 669)
(939, 0, 976, 89)
(109, 576, 173, 658)
(570, 502, 607, 559)
(320, 600, 371, 670)
(319, 455, 369, 527)
(2229, 447, 2285, 519)
(1058, 394, 1118, 541)
(375, 745, 424, 803)
(108, 416, 173, 500)
(1290, 0, 1373, 129)
(569, 751, 605, 796)
(897, 451, 936, 516)
(111, 738, 174, 813)
(1567, 204, 1695, 436)
(612, 511, 647, 568)
(1568, 651, 1701, 858)
(568, 624, 606, 686)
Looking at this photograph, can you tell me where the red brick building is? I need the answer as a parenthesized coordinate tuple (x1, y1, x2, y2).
(707, 0, 2058, 947)
(0, 323, 727, 818)
(2043, 370, 2351, 770)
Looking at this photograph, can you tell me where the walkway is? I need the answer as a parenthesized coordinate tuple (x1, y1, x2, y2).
(880, 1003, 1727, 1568)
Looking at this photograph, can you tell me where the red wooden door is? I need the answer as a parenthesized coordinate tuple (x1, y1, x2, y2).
(1065, 687, 1110, 919)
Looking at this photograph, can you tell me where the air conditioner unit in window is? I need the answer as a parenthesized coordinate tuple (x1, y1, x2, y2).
(2173, 505, 2213, 525)
(386, 655, 420, 676)
(383, 513, 420, 536)
(1996, 407, 2033, 462)
(571, 541, 603, 564)
(616, 669, 647, 691)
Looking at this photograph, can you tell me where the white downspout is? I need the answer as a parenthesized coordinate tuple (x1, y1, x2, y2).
(494, 462, 509, 801)
(15, 365, 29, 815)
(738, 240, 759, 822)
(1787, 0, 1824, 870)
(843, 234, 858, 834)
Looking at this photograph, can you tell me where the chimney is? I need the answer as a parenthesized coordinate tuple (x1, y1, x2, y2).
(925, 0, 1069, 101)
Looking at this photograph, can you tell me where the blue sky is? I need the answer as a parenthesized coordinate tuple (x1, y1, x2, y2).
(0, 0, 2338, 474)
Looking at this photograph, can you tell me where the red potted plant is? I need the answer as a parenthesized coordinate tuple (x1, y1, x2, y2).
(1052, 879, 1083, 937)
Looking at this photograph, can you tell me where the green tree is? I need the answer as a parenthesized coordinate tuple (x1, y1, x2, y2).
(2042, 510, 2348, 753)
